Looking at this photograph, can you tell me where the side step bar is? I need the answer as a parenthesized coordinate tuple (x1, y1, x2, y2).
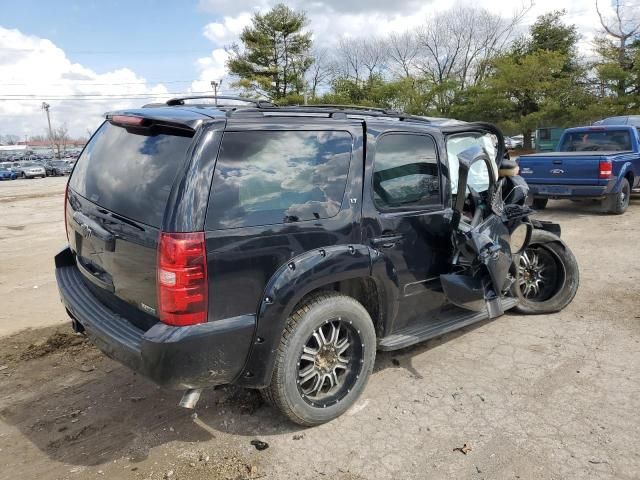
(378, 297, 518, 351)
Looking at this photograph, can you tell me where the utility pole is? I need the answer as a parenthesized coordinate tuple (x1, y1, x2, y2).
(210, 80, 221, 106)
(41, 102, 55, 158)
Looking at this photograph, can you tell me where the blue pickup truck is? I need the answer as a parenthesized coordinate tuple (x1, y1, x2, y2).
(518, 124, 640, 214)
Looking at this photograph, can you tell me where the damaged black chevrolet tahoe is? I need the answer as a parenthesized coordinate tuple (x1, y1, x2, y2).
(55, 97, 579, 426)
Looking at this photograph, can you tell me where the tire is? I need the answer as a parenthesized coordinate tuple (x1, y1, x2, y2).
(262, 292, 376, 426)
(532, 198, 548, 210)
(604, 178, 630, 215)
(513, 229, 579, 314)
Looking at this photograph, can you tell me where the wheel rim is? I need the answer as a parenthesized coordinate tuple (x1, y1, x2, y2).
(518, 246, 562, 301)
(620, 183, 630, 208)
(296, 318, 363, 408)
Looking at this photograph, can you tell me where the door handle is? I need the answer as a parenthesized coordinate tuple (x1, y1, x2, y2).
(552, 160, 563, 164)
(371, 234, 404, 248)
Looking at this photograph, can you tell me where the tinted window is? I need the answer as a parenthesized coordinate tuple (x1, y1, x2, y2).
(558, 130, 631, 152)
(69, 122, 193, 227)
(373, 134, 440, 209)
(206, 130, 352, 229)
(538, 129, 551, 140)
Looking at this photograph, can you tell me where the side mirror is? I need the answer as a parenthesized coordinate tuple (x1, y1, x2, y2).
(452, 145, 497, 228)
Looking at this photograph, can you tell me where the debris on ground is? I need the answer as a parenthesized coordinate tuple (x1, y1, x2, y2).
(453, 443, 472, 455)
(292, 434, 304, 440)
(79, 364, 94, 372)
(20, 331, 87, 360)
(250, 440, 269, 451)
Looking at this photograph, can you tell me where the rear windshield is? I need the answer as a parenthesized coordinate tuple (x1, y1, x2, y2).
(558, 130, 631, 152)
(69, 122, 193, 227)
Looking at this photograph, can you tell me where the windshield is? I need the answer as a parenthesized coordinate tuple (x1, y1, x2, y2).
(559, 130, 631, 152)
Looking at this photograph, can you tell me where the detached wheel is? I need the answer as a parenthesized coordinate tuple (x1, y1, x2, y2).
(532, 198, 548, 210)
(262, 293, 376, 426)
(513, 229, 579, 314)
(604, 178, 630, 215)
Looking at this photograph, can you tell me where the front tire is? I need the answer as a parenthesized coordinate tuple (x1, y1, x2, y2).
(513, 229, 579, 314)
(262, 293, 376, 426)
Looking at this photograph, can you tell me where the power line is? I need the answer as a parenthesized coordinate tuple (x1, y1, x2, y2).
(0, 90, 213, 98)
(0, 79, 196, 86)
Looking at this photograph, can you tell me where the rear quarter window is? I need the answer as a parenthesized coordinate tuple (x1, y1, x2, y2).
(205, 130, 352, 230)
(69, 122, 193, 227)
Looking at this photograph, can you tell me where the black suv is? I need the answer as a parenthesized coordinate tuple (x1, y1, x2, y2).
(55, 97, 579, 426)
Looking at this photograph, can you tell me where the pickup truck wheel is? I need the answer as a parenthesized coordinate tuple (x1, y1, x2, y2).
(605, 178, 630, 215)
(513, 230, 579, 314)
(532, 198, 548, 210)
(262, 293, 376, 426)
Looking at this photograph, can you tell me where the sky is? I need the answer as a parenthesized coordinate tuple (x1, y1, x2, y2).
(0, 0, 626, 139)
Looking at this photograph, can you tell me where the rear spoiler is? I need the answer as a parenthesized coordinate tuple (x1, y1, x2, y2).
(105, 113, 196, 137)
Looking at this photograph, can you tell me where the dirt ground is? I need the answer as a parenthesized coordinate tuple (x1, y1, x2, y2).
(0, 177, 639, 480)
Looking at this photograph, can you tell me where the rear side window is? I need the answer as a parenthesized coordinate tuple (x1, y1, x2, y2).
(206, 130, 352, 230)
(373, 134, 440, 210)
(69, 122, 193, 227)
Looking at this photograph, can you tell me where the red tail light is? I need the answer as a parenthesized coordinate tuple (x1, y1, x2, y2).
(109, 115, 147, 127)
(157, 232, 208, 326)
(599, 160, 612, 179)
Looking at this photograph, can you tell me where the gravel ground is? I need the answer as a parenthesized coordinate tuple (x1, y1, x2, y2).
(0, 176, 638, 480)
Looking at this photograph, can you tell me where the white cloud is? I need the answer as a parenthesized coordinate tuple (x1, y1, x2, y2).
(0, 27, 172, 139)
(193, 0, 616, 88)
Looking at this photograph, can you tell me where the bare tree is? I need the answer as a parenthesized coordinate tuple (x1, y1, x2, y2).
(414, 4, 530, 112)
(1, 134, 20, 145)
(335, 38, 366, 84)
(387, 31, 419, 78)
(596, 0, 640, 96)
(50, 125, 70, 159)
(360, 37, 389, 80)
(307, 48, 335, 97)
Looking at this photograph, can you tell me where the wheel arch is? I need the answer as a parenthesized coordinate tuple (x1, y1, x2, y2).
(236, 244, 384, 388)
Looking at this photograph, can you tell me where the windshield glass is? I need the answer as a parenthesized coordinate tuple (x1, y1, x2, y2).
(559, 130, 631, 152)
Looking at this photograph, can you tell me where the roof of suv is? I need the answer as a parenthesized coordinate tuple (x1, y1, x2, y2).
(108, 95, 468, 132)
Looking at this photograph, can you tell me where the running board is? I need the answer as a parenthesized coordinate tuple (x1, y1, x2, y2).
(377, 297, 518, 351)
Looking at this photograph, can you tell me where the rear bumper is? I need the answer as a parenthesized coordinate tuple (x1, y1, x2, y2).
(528, 184, 609, 199)
(55, 247, 255, 390)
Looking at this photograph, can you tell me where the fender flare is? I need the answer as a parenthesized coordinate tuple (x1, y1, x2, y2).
(611, 162, 634, 193)
(235, 244, 373, 388)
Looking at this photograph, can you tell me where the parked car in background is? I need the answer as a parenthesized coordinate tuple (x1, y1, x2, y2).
(535, 127, 564, 152)
(12, 162, 46, 179)
(0, 168, 18, 180)
(519, 124, 640, 214)
(595, 115, 640, 127)
(504, 137, 514, 149)
(45, 160, 73, 176)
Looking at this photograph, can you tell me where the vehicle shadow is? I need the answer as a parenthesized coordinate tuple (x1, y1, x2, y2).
(0, 315, 499, 468)
(535, 196, 640, 218)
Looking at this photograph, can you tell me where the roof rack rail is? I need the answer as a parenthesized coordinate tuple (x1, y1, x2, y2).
(165, 95, 275, 108)
(251, 104, 435, 124)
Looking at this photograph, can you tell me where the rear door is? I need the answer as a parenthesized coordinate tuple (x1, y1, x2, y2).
(67, 119, 196, 329)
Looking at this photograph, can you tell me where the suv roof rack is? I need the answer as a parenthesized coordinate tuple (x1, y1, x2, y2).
(163, 95, 276, 108)
(245, 104, 437, 124)
(152, 96, 442, 125)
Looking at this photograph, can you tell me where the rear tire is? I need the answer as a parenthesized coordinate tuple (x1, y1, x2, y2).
(262, 292, 376, 426)
(513, 229, 579, 314)
(532, 198, 548, 210)
(604, 178, 630, 215)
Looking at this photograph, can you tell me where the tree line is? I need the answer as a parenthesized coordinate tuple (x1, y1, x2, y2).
(227, 1, 640, 149)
